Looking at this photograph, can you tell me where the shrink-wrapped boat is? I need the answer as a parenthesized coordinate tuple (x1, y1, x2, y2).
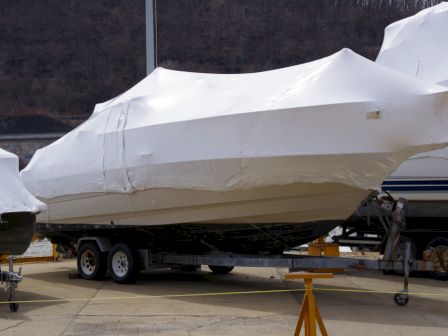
(377, 2, 448, 203)
(21, 49, 448, 254)
(0, 149, 46, 255)
(338, 5, 448, 280)
(377, 2, 448, 86)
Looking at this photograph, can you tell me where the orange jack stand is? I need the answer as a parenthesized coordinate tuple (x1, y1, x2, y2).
(285, 272, 334, 336)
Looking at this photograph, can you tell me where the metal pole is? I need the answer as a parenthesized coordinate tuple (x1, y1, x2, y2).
(145, 0, 156, 75)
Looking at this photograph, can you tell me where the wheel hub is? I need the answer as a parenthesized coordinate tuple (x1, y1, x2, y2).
(112, 251, 129, 277)
(80, 250, 96, 275)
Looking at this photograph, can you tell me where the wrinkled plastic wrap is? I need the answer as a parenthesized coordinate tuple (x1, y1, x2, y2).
(377, 2, 448, 86)
(22, 49, 448, 200)
(377, 3, 448, 181)
(391, 147, 448, 179)
(0, 149, 46, 214)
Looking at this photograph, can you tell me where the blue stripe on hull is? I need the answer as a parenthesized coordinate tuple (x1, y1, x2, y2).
(383, 179, 448, 185)
(382, 186, 448, 192)
(382, 179, 448, 192)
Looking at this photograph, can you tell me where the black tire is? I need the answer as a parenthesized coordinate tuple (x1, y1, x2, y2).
(77, 242, 107, 280)
(425, 237, 448, 281)
(394, 293, 409, 306)
(9, 302, 19, 312)
(108, 243, 139, 284)
(208, 265, 234, 274)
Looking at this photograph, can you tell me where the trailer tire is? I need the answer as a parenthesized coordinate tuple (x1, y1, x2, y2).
(425, 237, 448, 281)
(9, 302, 19, 312)
(394, 292, 409, 306)
(208, 265, 234, 274)
(77, 242, 107, 280)
(108, 243, 138, 284)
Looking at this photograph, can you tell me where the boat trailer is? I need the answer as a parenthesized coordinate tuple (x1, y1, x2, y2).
(60, 192, 438, 308)
(139, 239, 425, 306)
(137, 195, 431, 306)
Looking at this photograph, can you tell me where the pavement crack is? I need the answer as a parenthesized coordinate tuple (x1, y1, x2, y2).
(0, 320, 25, 333)
(186, 311, 296, 335)
(57, 282, 105, 336)
(186, 316, 236, 335)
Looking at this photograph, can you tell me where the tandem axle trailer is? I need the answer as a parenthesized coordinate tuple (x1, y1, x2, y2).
(45, 192, 440, 307)
(77, 234, 429, 307)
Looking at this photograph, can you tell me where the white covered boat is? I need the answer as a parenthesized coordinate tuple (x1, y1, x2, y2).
(0, 149, 46, 255)
(21, 49, 448, 254)
(377, 2, 448, 204)
(376, 2, 448, 87)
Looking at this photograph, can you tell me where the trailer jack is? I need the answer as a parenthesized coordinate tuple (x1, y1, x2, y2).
(393, 241, 412, 306)
(0, 256, 23, 312)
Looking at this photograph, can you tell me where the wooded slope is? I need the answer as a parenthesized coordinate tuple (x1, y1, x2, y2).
(0, 0, 442, 133)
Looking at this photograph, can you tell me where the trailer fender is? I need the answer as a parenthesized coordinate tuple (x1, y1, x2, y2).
(77, 237, 112, 253)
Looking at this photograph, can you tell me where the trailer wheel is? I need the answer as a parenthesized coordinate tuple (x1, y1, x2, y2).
(108, 243, 138, 284)
(9, 302, 19, 312)
(394, 292, 409, 306)
(208, 265, 234, 274)
(77, 242, 107, 280)
(425, 237, 448, 281)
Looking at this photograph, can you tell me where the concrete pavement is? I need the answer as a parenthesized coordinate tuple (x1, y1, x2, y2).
(0, 260, 446, 335)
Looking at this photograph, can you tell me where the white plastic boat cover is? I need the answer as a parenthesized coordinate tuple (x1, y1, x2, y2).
(377, 2, 448, 86)
(21, 49, 448, 200)
(0, 148, 46, 214)
(390, 147, 448, 178)
(377, 3, 448, 181)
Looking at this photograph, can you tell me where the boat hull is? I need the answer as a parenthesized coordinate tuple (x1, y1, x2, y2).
(35, 182, 370, 254)
(36, 221, 340, 255)
(0, 212, 36, 255)
(37, 182, 370, 227)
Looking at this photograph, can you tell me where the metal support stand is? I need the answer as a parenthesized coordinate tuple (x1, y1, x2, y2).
(394, 242, 411, 306)
(383, 198, 408, 261)
(285, 272, 334, 336)
(0, 256, 23, 312)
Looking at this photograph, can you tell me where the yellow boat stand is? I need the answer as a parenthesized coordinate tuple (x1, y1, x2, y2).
(285, 272, 334, 336)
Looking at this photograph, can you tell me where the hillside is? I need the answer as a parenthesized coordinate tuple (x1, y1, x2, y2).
(0, 0, 443, 133)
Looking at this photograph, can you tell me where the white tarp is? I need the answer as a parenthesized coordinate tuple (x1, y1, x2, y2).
(377, 2, 448, 86)
(377, 2, 448, 179)
(21, 49, 448, 200)
(0, 148, 46, 214)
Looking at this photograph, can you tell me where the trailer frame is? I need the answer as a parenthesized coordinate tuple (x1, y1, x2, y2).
(126, 241, 422, 306)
